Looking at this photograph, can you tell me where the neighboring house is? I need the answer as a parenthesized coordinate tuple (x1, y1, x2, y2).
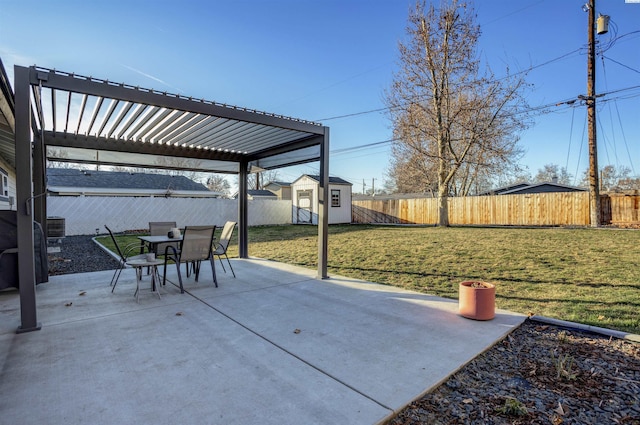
(478, 181, 586, 196)
(291, 174, 352, 225)
(352, 192, 435, 201)
(47, 168, 220, 197)
(263, 181, 292, 200)
(477, 182, 531, 196)
(0, 58, 16, 211)
(232, 189, 278, 200)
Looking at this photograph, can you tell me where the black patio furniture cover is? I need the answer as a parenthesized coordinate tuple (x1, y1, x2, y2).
(0, 210, 48, 290)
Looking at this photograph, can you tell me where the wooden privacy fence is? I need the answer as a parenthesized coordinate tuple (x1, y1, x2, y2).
(601, 193, 640, 225)
(352, 192, 640, 227)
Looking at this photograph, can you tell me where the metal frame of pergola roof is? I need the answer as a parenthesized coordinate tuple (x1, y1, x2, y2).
(12, 64, 330, 333)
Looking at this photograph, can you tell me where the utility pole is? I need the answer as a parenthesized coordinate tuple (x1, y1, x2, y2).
(371, 178, 376, 195)
(587, 0, 600, 227)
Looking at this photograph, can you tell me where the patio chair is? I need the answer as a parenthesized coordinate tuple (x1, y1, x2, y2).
(105, 225, 148, 292)
(213, 221, 236, 278)
(148, 221, 179, 258)
(163, 225, 217, 293)
(148, 221, 179, 274)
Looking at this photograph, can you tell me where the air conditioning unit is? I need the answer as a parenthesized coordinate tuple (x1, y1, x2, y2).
(47, 217, 65, 238)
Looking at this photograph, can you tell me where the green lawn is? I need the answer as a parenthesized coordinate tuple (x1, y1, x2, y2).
(98, 224, 640, 333)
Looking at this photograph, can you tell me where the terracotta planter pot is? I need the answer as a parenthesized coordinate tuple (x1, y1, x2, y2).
(459, 281, 495, 320)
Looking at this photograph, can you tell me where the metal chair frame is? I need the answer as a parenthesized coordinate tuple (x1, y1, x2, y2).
(213, 221, 237, 278)
(148, 221, 178, 256)
(105, 225, 148, 292)
(163, 225, 217, 293)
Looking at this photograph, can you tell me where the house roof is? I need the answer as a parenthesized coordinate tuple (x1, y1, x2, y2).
(264, 181, 292, 188)
(352, 192, 435, 200)
(294, 174, 352, 185)
(46, 168, 209, 191)
(500, 182, 586, 194)
(479, 181, 586, 196)
(232, 189, 278, 199)
(247, 190, 278, 198)
(477, 182, 531, 196)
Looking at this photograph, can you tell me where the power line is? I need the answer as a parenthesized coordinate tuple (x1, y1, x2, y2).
(317, 29, 640, 124)
(316, 48, 582, 122)
(331, 139, 396, 154)
(613, 99, 636, 175)
(564, 106, 577, 173)
(326, 84, 639, 162)
(315, 106, 390, 122)
(603, 56, 640, 74)
(599, 55, 637, 175)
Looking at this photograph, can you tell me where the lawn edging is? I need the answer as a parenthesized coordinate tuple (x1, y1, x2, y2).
(92, 236, 121, 263)
(529, 314, 640, 343)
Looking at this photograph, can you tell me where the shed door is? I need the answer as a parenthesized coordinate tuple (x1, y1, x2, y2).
(296, 190, 312, 224)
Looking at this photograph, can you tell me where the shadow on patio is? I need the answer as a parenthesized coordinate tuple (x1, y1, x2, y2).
(0, 258, 525, 425)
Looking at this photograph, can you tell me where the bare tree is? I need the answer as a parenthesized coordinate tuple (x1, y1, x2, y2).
(388, 142, 438, 195)
(206, 174, 231, 195)
(534, 164, 573, 185)
(152, 156, 204, 182)
(617, 176, 640, 191)
(385, 0, 530, 225)
(112, 157, 206, 183)
(46, 147, 83, 169)
(580, 164, 639, 192)
(247, 170, 280, 190)
(111, 165, 152, 174)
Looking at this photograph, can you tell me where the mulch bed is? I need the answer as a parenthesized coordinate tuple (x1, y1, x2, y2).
(47, 235, 119, 275)
(388, 319, 640, 425)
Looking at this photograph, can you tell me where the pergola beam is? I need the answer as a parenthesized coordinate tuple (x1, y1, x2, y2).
(44, 131, 246, 162)
(29, 67, 324, 135)
(247, 134, 324, 161)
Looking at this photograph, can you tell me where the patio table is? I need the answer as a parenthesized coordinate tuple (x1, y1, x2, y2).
(138, 234, 183, 256)
(126, 258, 164, 303)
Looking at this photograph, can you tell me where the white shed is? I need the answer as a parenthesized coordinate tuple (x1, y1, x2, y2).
(291, 174, 352, 224)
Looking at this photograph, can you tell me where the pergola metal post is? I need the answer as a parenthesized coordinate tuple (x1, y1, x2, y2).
(14, 65, 41, 333)
(317, 127, 329, 279)
(238, 160, 249, 258)
(33, 133, 47, 231)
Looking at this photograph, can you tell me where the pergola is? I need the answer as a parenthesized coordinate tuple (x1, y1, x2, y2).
(11, 64, 330, 333)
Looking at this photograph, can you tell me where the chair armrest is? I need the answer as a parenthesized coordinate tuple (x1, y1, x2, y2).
(0, 247, 19, 261)
(122, 242, 144, 258)
(164, 245, 179, 259)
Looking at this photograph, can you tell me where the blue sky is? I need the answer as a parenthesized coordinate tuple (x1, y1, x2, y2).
(1, 0, 638, 192)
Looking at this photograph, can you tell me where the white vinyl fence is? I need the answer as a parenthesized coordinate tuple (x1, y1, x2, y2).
(47, 196, 292, 235)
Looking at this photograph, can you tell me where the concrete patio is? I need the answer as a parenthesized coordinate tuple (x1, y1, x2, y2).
(0, 258, 526, 425)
